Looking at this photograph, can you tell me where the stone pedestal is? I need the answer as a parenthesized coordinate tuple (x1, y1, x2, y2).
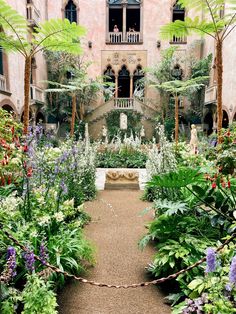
(105, 170, 139, 190)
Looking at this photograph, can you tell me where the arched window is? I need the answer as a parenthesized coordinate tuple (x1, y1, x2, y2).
(172, 65, 183, 80)
(118, 65, 130, 98)
(171, 2, 186, 44)
(0, 47, 3, 75)
(172, 1, 185, 22)
(133, 66, 144, 97)
(65, 0, 77, 23)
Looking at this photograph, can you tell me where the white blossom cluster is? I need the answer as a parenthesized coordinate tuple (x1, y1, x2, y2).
(146, 124, 177, 179)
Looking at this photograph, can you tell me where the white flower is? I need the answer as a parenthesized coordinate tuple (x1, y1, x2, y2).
(77, 203, 84, 212)
(63, 199, 74, 207)
(38, 215, 51, 226)
(54, 211, 64, 222)
(0, 194, 23, 212)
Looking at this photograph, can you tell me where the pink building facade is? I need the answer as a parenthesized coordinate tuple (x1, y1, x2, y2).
(0, 0, 235, 137)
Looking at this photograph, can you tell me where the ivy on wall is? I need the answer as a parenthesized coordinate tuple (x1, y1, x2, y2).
(106, 110, 142, 140)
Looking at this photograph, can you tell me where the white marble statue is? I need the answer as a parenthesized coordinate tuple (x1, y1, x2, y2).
(102, 125, 108, 144)
(85, 123, 90, 148)
(120, 113, 128, 130)
(190, 124, 198, 154)
(140, 125, 145, 138)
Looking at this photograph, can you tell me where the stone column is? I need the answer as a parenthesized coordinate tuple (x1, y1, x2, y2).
(115, 75, 118, 98)
(130, 75, 133, 98)
(106, 3, 109, 42)
(140, 1, 143, 42)
(122, 4, 127, 42)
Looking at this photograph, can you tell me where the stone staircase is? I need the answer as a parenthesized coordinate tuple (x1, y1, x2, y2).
(87, 97, 157, 123)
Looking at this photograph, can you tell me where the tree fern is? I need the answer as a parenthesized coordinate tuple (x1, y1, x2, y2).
(33, 19, 86, 54)
(0, 0, 29, 54)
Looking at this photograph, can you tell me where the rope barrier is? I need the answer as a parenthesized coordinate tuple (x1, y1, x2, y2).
(1, 224, 236, 289)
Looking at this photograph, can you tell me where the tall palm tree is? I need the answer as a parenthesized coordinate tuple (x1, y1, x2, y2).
(160, 0, 236, 140)
(0, 0, 86, 133)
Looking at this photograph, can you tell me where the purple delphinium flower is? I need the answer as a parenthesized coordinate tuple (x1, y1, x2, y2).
(6, 247, 17, 278)
(60, 180, 68, 195)
(23, 249, 35, 273)
(229, 256, 236, 285)
(206, 248, 217, 273)
(39, 242, 48, 266)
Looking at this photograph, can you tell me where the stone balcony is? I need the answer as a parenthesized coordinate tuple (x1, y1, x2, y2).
(30, 85, 45, 104)
(26, 2, 41, 26)
(170, 35, 187, 44)
(107, 32, 142, 44)
(205, 85, 217, 105)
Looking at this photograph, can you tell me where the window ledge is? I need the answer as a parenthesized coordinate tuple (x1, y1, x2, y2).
(106, 41, 143, 45)
(0, 89, 12, 96)
(169, 41, 187, 45)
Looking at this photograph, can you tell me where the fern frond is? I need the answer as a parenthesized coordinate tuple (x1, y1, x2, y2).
(33, 19, 86, 55)
(160, 17, 218, 40)
(0, 0, 29, 54)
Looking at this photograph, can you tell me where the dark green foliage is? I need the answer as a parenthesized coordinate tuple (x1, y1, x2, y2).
(97, 149, 147, 169)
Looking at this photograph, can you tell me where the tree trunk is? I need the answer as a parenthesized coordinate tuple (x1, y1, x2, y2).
(216, 39, 223, 142)
(79, 103, 84, 121)
(175, 95, 179, 145)
(70, 94, 76, 137)
(23, 56, 31, 134)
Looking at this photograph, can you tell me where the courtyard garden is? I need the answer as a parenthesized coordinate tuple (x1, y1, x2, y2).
(1, 0, 236, 313)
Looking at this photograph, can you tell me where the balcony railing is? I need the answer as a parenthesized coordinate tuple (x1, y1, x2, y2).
(26, 2, 40, 26)
(108, 32, 123, 43)
(205, 85, 217, 104)
(107, 32, 141, 44)
(0, 75, 6, 92)
(127, 32, 141, 43)
(170, 35, 187, 44)
(30, 85, 44, 103)
(114, 98, 134, 109)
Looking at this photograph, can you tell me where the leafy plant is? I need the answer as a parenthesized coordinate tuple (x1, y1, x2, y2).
(0, 0, 86, 133)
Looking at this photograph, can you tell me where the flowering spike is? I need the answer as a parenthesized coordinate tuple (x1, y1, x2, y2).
(206, 248, 217, 273)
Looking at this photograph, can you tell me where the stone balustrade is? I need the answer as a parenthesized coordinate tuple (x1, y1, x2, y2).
(127, 32, 141, 43)
(205, 85, 217, 105)
(107, 32, 141, 44)
(30, 85, 44, 103)
(108, 32, 123, 43)
(170, 35, 187, 44)
(114, 98, 134, 109)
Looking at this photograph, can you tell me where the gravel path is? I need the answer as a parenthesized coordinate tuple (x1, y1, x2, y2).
(58, 191, 171, 314)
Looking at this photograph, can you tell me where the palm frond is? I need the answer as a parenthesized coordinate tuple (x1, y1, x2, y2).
(33, 19, 86, 55)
